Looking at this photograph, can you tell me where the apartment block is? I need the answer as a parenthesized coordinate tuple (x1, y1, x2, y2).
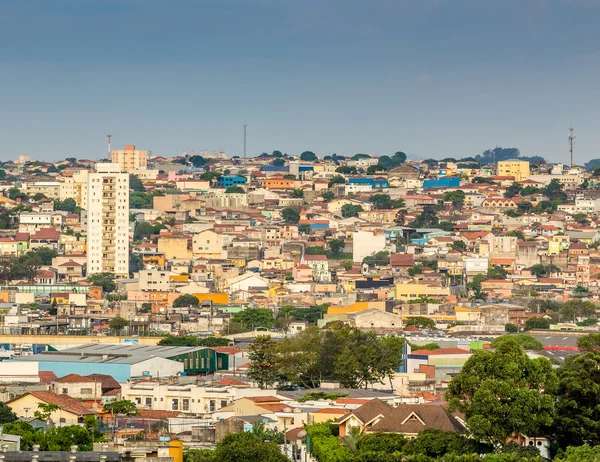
(111, 145, 148, 172)
(87, 163, 130, 278)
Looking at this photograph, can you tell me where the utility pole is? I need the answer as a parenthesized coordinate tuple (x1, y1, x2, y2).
(569, 126, 575, 168)
(243, 124, 247, 159)
(107, 134, 112, 161)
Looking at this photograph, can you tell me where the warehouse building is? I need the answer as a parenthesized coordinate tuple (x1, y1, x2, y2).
(10, 344, 229, 382)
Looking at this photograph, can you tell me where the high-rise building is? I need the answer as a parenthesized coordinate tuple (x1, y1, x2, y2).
(59, 169, 89, 208)
(111, 145, 148, 172)
(86, 163, 129, 278)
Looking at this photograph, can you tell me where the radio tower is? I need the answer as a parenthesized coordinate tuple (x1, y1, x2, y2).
(569, 127, 575, 168)
(107, 134, 113, 161)
(243, 125, 247, 159)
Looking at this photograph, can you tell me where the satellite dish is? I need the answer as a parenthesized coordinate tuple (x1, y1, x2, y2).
(297, 430, 307, 439)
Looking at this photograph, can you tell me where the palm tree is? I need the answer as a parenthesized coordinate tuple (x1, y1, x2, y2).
(341, 426, 362, 454)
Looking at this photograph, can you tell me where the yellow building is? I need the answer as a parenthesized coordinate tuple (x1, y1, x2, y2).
(497, 160, 530, 182)
(548, 235, 569, 255)
(455, 306, 482, 324)
(157, 236, 191, 260)
(394, 284, 451, 301)
(7, 391, 96, 424)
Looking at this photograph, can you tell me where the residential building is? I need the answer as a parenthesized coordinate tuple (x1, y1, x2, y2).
(497, 160, 530, 181)
(87, 163, 130, 278)
(111, 144, 148, 171)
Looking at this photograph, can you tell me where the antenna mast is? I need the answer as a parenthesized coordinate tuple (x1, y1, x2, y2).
(107, 134, 113, 161)
(569, 127, 575, 168)
(243, 125, 247, 159)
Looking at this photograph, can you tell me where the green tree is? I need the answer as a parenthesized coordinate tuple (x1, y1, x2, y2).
(0, 402, 17, 424)
(451, 240, 466, 252)
(34, 402, 60, 422)
(408, 264, 423, 277)
(402, 429, 490, 458)
(554, 352, 600, 447)
(231, 308, 274, 331)
(129, 191, 154, 209)
(341, 203, 363, 218)
(334, 332, 404, 388)
(270, 158, 285, 167)
(184, 448, 215, 462)
(87, 272, 116, 292)
(158, 335, 199, 346)
(129, 174, 145, 192)
(504, 183, 523, 198)
(328, 175, 346, 186)
(321, 191, 334, 202)
(446, 338, 557, 447)
(560, 299, 597, 323)
(33, 246, 58, 265)
(1, 421, 46, 450)
(54, 198, 79, 213)
(45, 426, 94, 451)
(577, 333, 600, 351)
(225, 186, 245, 194)
(491, 334, 543, 350)
(247, 335, 280, 389)
(213, 431, 288, 462)
(555, 445, 600, 462)
(524, 317, 550, 330)
(527, 264, 560, 278)
(329, 239, 345, 254)
(8, 187, 28, 201)
(504, 323, 518, 333)
(405, 317, 436, 329)
(300, 151, 318, 162)
(543, 178, 568, 202)
(281, 207, 301, 224)
(290, 188, 304, 199)
(109, 316, 128, 333)
(197, 336, 231, 347)
(487, 265, 508, 280)
(283, 174, 296, 180)
(362, 251, 390, 267)
(410, 205, 439, 228)
(369, 194, 404, 209)
(173, 294, 200, 307)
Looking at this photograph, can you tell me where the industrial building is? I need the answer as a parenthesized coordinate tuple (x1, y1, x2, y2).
(11, 344, 229, 382)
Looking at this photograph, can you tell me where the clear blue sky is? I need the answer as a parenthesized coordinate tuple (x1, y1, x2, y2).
(2, 0, 600, 163)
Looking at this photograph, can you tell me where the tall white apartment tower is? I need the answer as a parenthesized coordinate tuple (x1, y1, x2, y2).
(87, 163, 130, 278)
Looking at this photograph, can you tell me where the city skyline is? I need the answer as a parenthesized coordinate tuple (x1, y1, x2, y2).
(2, 0, 600, 162)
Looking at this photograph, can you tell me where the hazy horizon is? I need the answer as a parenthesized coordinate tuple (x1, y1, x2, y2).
(2, 0, 600, 163)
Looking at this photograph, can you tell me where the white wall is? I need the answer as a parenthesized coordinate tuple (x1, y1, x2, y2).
(0, 362, 39, 383)
(131, 357, 184, 379)
(352, 231, 387, 263)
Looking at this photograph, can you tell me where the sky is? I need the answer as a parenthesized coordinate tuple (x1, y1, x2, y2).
(2, 0, 600, 163)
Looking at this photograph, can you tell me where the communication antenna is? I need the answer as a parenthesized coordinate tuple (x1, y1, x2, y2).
(243, 124, 247, 159)
(568, 126, 575, 168)
(107, 134, 113, 160)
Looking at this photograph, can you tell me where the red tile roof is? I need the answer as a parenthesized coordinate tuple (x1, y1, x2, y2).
(54, 373, 95, 383)
(21, 391, 96, 415)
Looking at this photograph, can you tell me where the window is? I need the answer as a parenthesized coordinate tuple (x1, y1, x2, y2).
(220, 400, 228, 408)
(135, 397, 141, 404)
(81, 388, 93, 395)
(210, 400, 216, 412)
(62, 388, 68, 394)
(182, 399, 189, 411)
(172, 399, 179, 410)
(145, 398, 152, 408)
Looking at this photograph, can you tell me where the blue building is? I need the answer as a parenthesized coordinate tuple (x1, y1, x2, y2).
(423, 177, 460, 189)
(348, 177, 389, 189)
(216, 175, 248, 188)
